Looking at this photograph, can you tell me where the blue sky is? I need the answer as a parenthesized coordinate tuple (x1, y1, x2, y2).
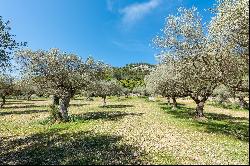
(0, 0, 215, 67)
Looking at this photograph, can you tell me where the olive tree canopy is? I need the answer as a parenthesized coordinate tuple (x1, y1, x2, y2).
(0, 16, 26, 70)
(87, 79, 123, 106)
(153, 7, 224, 117)
(0, 74, 14, 108)
(16, 48, 103, 121)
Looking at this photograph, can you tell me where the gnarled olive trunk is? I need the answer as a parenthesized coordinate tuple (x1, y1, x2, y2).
(172, 97, 177, 110)
(166, 97, 171, 105)
(0, 96, 6, 108)
(27, 94, 32, 101)
(52, 95, 60, 106)
(195, 100, 205, 117)
(191, 96, 208, 118)
(58, 94, 71, 122)
(102, 96, 107, 106)
(238, 96, 249, 109)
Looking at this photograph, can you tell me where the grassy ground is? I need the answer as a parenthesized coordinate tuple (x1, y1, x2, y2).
(0, 97, 249, 165)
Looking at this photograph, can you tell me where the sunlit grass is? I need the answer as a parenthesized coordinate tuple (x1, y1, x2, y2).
(0, 97, 249, 165)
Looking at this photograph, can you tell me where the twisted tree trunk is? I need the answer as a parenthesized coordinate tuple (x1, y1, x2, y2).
(191, 96, 208, 118)
(27, 94, 32, 101)
(195, 100, 205, 117)
(166, 97, 171, 105)
(172, 96, 177, 110)
(102, 96, 107, 106)
(59, 94, 71, 122)
(238, 96, 249, 109)
(52, 95, 60, 105)
(0, 96, 6, 108)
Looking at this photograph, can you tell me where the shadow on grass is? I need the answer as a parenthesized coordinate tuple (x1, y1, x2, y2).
(116, 98, 131, 102)
(2, 105, 48, 109)
(4, 102, 34, 105)
(70, 103, 89, 107)
(70, 111, 144, 122)
(99, 105, 134, 109)
(0, 129, 146, 165)
(158, 103, 186, 107)
(30, 99, 48, 101)
(160, 104, 249, 142)
(72, 98, 84, 101)
(0, 109, 48, 116)
(4, 100, 25, 103)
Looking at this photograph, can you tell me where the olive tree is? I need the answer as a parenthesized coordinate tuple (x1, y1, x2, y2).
(212, 84, 232, 104)
(14, 78, 42, 100)
(209, 0, 249, 60)
(145, 60, 187, 110)
(232, 76, 249, 109)
(122, 87, 130, 98)
(88, 79, 123, 106)
(132, 86, 148, 97)
(153, 7, 224, 117)
(16, 48, 97, 121)
(209, 0, 249, 108)
(0, 16, 26, 70)
(0, 74, 14, 108)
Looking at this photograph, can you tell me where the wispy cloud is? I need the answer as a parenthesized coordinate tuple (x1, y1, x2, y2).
(120, 0, 162, 27)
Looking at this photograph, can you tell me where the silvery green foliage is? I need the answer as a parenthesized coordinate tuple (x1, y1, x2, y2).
(15, 48, 96, 98)
(232, 76, 249, 105)
(0, 17, 15, 69)
(90, 79, 123, 99)
(0, 74, 14, 107)
(122, 87, 130, 97)
(145, 60, 186, 98)
(13, 78, 42, 100)
(0, 16, 26, 70)
(0, 74, 14, 96)
(212, 84, 232, 104)
(209, 0, 249, 56)
(153, 7, 221, 102)
(132, 86, 148, 96)
(16, 48, 107, 121)
(209, 0, 249, 93)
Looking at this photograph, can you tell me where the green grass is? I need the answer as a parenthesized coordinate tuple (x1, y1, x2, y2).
(0, 97, 249, 165)
(208, 101, 249, 111)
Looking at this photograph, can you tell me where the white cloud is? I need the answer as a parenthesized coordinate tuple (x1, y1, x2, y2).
(120, 0, 162, 26)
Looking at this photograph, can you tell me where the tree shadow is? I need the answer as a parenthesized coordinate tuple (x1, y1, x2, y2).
(4, 100, 24, 103)
(72, 98, 84, 101)
(31, 99, 48, 101)
(158, 102, 185, 107)
(116, 98, 127, 101)
(70, 111, 144, 122)
(0, 109, 48, 116)
(5, 102, 34, 105)
(99, 105, 134, 109)
(3, 105, 48, 109)
(161, 104, 249, 142)
(70, 103, 89, 107)
(0, 129, 146, 165)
